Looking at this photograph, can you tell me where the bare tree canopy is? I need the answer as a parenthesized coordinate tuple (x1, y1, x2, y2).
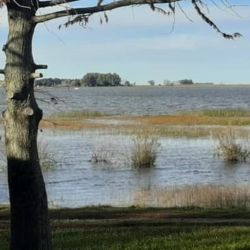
(0, 0, 244, 38)
(34, 0, 242, 38)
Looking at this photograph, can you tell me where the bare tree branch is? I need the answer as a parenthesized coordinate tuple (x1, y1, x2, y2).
(34, 0, 180, 23)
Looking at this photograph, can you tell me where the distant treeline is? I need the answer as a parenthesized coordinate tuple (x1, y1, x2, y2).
(35, 73, 132, 87)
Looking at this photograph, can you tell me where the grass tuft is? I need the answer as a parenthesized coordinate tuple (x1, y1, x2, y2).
(130, 131, 160, 168)
(214, 128, 250, 162)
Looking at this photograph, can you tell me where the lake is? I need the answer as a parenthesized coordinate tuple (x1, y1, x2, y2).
(0, 85, 250, 207)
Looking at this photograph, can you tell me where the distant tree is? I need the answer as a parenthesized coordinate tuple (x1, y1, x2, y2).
(82, 73, 99, 87)
(179, 79, 194, 85)
(148, 80, 155, 86)
(82, 73, 121, 86)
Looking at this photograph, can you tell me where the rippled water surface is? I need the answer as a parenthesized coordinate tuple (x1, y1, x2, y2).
(1, 85, 250, 115)
(0, 85, 250, 207)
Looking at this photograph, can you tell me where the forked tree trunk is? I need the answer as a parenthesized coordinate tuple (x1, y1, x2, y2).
(4, 3, 51, 250)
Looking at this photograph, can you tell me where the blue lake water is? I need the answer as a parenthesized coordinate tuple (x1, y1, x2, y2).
(34, 85, 250, 116)
(0, 85, 250, 207)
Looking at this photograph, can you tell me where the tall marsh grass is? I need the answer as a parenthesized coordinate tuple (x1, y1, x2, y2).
(134, 185, 250, 208)
(130, 132, 160, 168)
(214, 128, 250, 162)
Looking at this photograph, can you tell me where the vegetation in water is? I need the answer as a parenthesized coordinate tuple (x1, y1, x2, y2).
(214, 128, 250, 162)
(130, 131, 160, 168)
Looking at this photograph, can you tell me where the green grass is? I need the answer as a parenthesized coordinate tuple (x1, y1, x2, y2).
(52, 226, 250, 250)
(1, 207, 250, 249)
(1, 224, 250, 250)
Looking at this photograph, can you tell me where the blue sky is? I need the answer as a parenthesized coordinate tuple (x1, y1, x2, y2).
(0, 1, 250, 84)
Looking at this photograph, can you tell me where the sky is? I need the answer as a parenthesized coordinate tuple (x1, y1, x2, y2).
(0, 0, 250, 84)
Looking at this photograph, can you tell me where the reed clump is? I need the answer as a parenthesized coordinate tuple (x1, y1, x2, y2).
(214, 128, 250, 162)
(130, 131, 160, 168)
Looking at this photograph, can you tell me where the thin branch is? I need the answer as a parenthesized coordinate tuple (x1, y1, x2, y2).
(191, 0, 241, 39)
(34, 0, 180, 23)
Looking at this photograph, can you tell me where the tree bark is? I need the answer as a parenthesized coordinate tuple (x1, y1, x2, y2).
(4, 3, 51, 250)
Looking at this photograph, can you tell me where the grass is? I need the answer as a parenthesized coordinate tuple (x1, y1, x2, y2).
(134, 185, 250, 208)
(1, 207, 250, 249)
(39, 108, 250, 138)
(214, 128, 250, 162)
(130, 131, 160, 168)
(51, 226, 250, 250)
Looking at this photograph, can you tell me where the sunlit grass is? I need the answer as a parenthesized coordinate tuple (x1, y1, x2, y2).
(134, 185, 250, 208)
(39, 108, 250, 138)
(51, 226, 250, 250)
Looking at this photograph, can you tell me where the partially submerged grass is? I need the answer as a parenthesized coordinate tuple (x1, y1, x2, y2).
(213, 128, 250, 162)
(130, 131, 160, 168)
(40, 108, 250, 139)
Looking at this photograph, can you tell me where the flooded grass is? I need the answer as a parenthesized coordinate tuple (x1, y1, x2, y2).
(40, 108, 250, 139)
(214, 128, 250, 163)
(130, 132, 159, 168)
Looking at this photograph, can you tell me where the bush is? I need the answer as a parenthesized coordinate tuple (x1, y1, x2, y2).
(214, 128, 250, 163)
(130, 132, 160, 168)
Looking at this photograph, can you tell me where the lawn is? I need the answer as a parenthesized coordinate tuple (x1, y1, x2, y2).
(1, 207, 250, 249)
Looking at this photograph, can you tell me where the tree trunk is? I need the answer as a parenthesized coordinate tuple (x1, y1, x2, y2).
(4, 3, 51, 250)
